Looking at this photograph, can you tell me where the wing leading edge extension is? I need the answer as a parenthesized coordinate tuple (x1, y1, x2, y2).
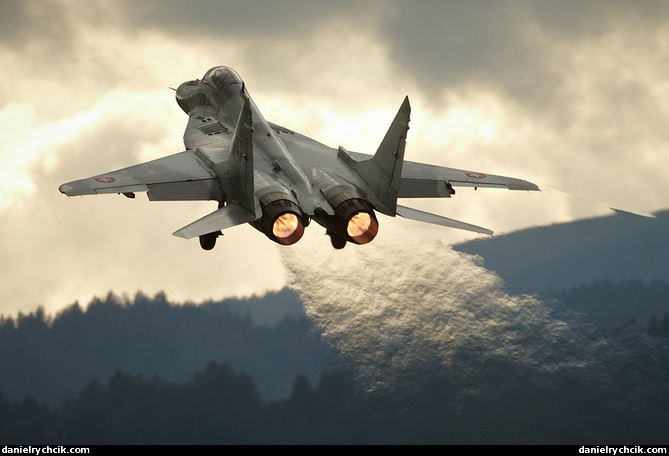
(173, 95, 259, 240)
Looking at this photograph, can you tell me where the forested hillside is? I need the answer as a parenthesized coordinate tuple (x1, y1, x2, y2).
(560, 278, 669, 331)
(0, 290, 331, 406)
(0, 364, 371, 444)
(1, 281, 668, 444)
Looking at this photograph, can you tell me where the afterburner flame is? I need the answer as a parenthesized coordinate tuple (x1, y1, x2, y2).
(272, 212, 304, 245)
(347, 212, 371, 237)
(347, 212, 379, 244)
(273, 213, 299, 238)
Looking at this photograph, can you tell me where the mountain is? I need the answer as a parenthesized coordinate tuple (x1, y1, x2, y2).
(453, 208, 669, 325)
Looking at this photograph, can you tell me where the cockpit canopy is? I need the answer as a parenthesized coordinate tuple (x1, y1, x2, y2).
(202, 66, 243, 90)
(175, 66, 244, 114)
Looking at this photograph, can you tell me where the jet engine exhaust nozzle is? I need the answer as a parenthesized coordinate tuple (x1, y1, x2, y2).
(272, 211, 304, 245)
(252, 197, 305, 246)
(346, 210, 379, 245)
(314, 196, 379, 248)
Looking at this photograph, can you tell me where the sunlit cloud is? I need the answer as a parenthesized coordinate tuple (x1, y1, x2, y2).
(1, 0, 669, 316)
(0, 90, 177, 210)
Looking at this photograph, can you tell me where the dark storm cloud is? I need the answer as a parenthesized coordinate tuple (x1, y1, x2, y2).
(0, 0, 374, 52)
(14, 0, 660, 142)
(116, 0, 368, 39)
(0, 0, 109, 53)
(374, 1, 669, 111)
(0, 0, 68, 45)
(81, 1, 669, 104)
(7, 0, 668, 110)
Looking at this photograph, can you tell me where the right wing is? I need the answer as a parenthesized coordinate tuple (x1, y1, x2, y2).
(58, 150, 223, 201)
(59, 99, 261, 240)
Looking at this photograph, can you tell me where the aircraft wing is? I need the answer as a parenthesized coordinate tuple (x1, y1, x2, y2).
(271, 120, 538, 238)
(398, 160, 539, 197)
(58, 150, 223, 201)
(344, 152, 538, 197)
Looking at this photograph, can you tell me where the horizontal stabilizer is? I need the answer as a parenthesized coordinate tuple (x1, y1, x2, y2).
(173, 203, 257, 239)
(396, 204, 493, 236)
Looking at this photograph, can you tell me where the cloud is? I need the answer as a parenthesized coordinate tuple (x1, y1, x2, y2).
(1, 0, 669, 315)
(0, 88, 285, 317)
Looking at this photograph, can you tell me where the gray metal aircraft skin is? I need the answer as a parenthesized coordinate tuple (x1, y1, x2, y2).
(59, 66, 540, 250)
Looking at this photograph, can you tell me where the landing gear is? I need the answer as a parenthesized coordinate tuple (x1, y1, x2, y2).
(329, 234, 347, 250)
(199, 231, 221, 250)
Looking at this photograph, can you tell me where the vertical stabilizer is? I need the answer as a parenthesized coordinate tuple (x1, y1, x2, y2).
(216, 95, 258, 217)
(340, 97, 411, 215)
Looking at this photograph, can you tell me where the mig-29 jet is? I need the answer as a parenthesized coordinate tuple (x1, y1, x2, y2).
(59, 66, 539, 250)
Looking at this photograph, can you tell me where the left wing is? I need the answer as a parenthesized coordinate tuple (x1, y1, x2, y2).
(274, 113, 539, 238)
(58, 150, 222, 202)
(397, 160, 540, 197)
(280, 130, 538, 198)
(344, 151, 539, 197)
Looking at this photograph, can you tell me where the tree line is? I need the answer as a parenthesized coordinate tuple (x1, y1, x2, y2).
(0, 290, 331, 406)
(559, 278, 669, 335)
(0, 363, 375, 444)
(2, 354, 668, 444)
(1, 281, 668, 444)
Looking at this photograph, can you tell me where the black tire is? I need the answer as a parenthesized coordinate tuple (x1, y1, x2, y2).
(199, 233, 218, 250)
(330, 235, 347, 250)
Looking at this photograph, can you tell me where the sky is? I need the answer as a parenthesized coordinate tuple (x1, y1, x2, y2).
(2, 0, 669, 317)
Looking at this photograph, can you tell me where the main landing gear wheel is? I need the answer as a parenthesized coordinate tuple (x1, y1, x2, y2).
(199, 231, 221, 250)
(329, 235, 347, 250)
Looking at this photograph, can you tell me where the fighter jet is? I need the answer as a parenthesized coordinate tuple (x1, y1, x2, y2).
(59, 66, 539, 250)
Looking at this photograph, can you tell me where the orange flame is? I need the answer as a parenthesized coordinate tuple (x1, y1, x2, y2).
(347, 212, 379, 244)
(272, 213, 304, 245)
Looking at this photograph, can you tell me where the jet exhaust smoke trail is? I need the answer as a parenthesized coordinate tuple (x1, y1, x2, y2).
(281, 224, 669, 442)
(282, 226, 595, 393)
